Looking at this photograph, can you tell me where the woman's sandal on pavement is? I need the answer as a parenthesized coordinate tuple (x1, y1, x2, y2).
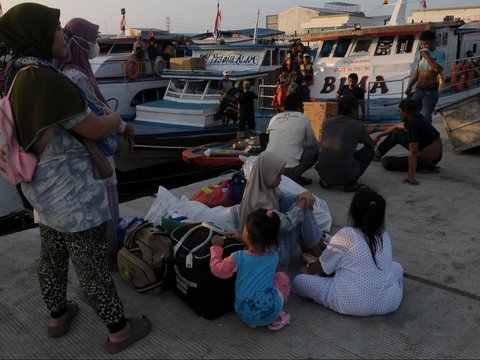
(47, 300, 79, 338)
(104, 315, 152, 354)
(319, 178, 331, 189)
(267, 310, 291, 332)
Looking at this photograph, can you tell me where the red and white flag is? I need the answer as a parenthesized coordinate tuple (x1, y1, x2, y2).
(120, 14, 126, 31)
(213, 1, 222, 40)
(420, 0, 427, 9)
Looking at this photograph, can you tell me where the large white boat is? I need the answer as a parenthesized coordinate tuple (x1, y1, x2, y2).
(302, 0, 480, 122)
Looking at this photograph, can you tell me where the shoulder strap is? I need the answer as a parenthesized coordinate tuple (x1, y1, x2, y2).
(6, 66, 35, 99)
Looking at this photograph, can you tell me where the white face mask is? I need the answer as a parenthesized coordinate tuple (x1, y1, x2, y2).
(71, 35, 99, 59)
(87, 42, 100, 59)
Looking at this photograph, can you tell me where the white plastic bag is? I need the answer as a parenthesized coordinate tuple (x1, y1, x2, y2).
(145, 186, 236, 231)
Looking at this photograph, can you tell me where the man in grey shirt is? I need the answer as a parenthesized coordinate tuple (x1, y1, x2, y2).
(315, 95, 374, 192)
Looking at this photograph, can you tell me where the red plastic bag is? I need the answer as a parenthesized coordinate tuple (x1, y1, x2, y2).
(190, 181, 234, 208)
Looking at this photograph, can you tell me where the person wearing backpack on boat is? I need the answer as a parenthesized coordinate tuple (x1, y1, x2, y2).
(0, 3, 150, 353)
(54, 17, 134, 269)
(405, 30, 445, 124)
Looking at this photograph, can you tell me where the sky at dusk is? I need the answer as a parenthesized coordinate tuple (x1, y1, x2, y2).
(1, 0, 479, 35)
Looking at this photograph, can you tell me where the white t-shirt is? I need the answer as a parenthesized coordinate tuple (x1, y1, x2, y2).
(266, 111, 317, 168)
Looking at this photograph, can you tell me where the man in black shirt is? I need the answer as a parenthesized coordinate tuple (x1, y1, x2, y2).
(336, 73, 366, 120)
(373, 98, 442, 185)
(237, 80, 258, 139)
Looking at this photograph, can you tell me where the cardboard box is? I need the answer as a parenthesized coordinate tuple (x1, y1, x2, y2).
(303, 101, 338, 140)
(169, 57, 205, 70)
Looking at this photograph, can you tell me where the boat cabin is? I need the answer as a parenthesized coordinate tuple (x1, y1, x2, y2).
(135, 44, 290, 128)
(302, 19, 480, 119)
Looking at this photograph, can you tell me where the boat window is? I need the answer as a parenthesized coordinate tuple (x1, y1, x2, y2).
(333, 39, 351, 57)
(262, 50, 271, 66)
(352, 39, 372, 54)
(272, 48, 280, 65)
(396, 35, 414, 54)
(441, 33, 448, 46)
(320, 40, 335, 57)
(374, 36, 394, 56)
(279, 49, 287, 64)
(108, 43, 135, 54)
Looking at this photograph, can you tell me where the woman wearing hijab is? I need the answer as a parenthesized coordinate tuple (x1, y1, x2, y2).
(231, 151, 323, 271)
(0, 3, 150, 353)
(54, 17, 134, 267)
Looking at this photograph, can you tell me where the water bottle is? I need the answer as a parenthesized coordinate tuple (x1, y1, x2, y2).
(117, 217, 129, 248)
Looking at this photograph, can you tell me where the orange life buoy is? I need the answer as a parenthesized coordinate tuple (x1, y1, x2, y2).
(451, 63, 465, 92)
(125, 59, 140, 80)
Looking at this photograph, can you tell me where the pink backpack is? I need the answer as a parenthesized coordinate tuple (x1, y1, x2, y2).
(0, 68, 38, 185)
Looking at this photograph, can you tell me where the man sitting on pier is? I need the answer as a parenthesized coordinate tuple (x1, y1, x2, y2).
(316, 95, 374, 192)
(373, 98, 442, 185)
(266, 94, 318, 186)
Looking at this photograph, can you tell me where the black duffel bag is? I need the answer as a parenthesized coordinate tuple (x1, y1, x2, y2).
(171, 222, 245, 320)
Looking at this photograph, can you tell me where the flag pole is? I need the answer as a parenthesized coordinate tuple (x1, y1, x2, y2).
(253, 8, 260, 44)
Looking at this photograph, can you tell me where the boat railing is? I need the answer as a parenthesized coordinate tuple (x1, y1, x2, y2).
(258, 83, 277, 110)
(365, 76, 409, 116)
(163, 79, 221, 103)
(437, 56, 480, 95)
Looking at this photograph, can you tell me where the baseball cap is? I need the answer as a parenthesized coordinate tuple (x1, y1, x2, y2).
(223, 70, 229, 76)
(303, 53, 310, 57)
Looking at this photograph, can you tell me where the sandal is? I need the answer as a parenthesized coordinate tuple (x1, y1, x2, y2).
(296, 176, 313, 186)
(104, 315, 152, 354)
(343, 182, 364, 193)
(267, 310, 291, 332)
(47, 300, 79, 338)
(319, 179, 330, 189)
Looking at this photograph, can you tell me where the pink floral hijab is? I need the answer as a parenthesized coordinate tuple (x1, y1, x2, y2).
(238, 151, 286, 231)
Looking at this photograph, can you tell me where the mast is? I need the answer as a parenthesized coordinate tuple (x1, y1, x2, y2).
(388, 0, 407, 26)
(253, 8, 260, 44)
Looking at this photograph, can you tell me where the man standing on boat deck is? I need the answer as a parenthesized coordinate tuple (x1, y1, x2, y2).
(218, 70, 234, 95)
(336, 73, 366, 121)
(405, 30, 445, 124)
(237, 80, 258, 139)
(372, 98, 442, 185)
(266, 94, 318, 186)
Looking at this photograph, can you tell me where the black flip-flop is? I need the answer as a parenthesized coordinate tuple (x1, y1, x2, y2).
(343, 183, 363, 192)
(319, 179, 330, 189)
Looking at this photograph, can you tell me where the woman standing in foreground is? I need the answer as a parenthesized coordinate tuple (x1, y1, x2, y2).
(0, 3, 150, 353)
(54, 17, 134, 267)
(293, 187, 403, 316)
